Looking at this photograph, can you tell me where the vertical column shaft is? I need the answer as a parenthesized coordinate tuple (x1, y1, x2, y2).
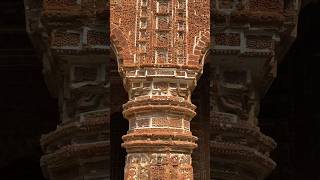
(121, 68, 199, 179)
(111, 0, 210, 178)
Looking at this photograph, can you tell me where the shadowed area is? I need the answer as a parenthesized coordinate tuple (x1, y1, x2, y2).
(0, 0, 58, 178)
(260, 1, 320, 180)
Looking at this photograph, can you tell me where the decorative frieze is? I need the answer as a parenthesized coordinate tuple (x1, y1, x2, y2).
(125, 153, 193, 179)
(214, 33, 241, 47)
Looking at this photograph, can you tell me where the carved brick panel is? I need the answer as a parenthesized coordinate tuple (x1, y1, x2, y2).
(111, 0, 210, 179)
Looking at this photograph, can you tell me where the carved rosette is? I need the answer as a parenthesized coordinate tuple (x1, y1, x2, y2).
(111, 0, 210, 179)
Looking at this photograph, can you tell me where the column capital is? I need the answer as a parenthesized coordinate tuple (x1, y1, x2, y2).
(111, 0, 210, 73)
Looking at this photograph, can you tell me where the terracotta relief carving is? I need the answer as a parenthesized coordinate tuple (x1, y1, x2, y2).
(22, 0, 302, 179)
(24, 0, 111, 179)
(209, 0, 300, 179)
(111, 0, 210, 179)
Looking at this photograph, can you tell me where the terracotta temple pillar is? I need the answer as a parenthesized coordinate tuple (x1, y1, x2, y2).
(208, 0, 300, 179)
(110, 0, 210, 179)
(24, 0, 111, 179)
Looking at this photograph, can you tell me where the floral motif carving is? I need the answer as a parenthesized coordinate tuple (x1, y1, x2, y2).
(124, 153, 193, 180)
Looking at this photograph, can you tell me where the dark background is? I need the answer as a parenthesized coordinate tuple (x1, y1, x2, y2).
(260, 2, 320, 180)
(0, 0, 58, 179)
(0, 0, 319, 179)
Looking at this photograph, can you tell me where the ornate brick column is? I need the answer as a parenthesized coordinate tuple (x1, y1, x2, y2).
(110, 0, 210, 179)
(209, 0, 300, 179)
(24, 0, 111, 179)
